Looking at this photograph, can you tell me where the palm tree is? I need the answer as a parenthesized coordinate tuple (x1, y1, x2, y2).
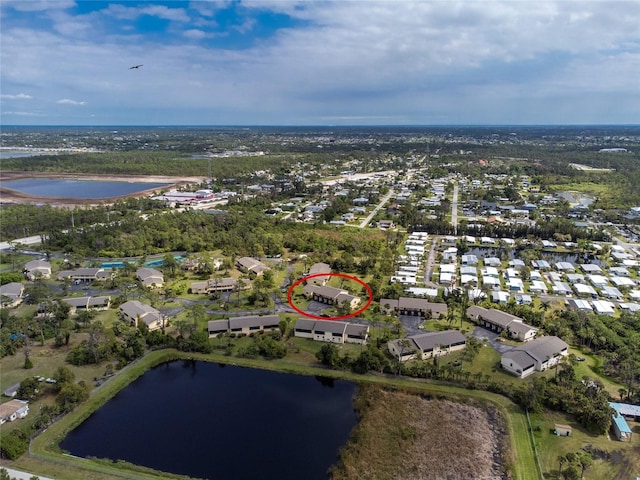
(557, 454, 566, 475)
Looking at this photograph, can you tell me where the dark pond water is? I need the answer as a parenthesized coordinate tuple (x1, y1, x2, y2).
(60, 361, 358, 480)
(2, 178, 169, 199)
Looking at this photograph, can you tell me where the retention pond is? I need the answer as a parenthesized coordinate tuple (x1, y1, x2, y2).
(60, 361, 358, 480)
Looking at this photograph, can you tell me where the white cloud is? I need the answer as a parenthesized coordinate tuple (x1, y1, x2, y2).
(1, 1, 638, 125)
(0, 0, 75, 13)
(0, 93, 32, 100)
(183, 29, 214, 40)
(57, 99, 86, 105)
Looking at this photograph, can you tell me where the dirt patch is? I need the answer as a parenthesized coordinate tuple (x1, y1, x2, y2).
(0, 171, 207, 207)
(331, 385, 510, 480)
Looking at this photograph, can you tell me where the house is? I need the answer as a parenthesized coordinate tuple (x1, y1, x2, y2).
(293, 318, 369, 345)
(566, 298, 593, 312)
(377, 219, 395, 229)
(119, 300, 164, 331)
(531, 259, 551, 270)
(461, 254, 478, 266)
(307, 263, 332, 285)
(236, 257, 271, 276)
(379, 297, 447, 318)
(529, 280, 548, 294)
(555, 262, 575, 273)
(588, 274, 609, 288)
(500, 336, 569, 378)
(229, 315, 280, 336)
(600, 286, 624, 300)
(57, 267, 111, 283)
(303, 285, 361, 310)
(0, 282, 24, 308)
(24, 259, 51, 280)
(609, 402, 636, 441)
(591, 300, 616, 316)
(207, 315, 281, 337)
(62, 296, 111, 314)
(191, 277, 242, 294)
(0, 399, 29, 425)
(388, 330, 466, 361)
(492, 291, 510, 304)
(136, 267, 164, 288)
(3, 383, 20, 398)
(554, 424, 572, 437)
(507, 278, 524, 292)
(551, 281, 573, 295)
(573, 283, 598, 298)
(581, 264, 603, 274)
(484, 257, 502, 267)
(466, 306, 537, 341)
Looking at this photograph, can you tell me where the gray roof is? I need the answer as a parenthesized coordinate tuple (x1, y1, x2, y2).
(502, 350, 536, 370)
(308, 263, 331, 275)
(507, 321, 537, 335)
(410, 330, 466, 353)
(207, 319, 229, 332)
(466, 306, 520, 328)
(304, 284, 347, 299)
(0, 282, 24, 298)
(510, 336, 568, 363)
(119, 300, 161, 324)
(345, 323, 368, 338)
(137, 267, 163, 281)
(294, 318, 317, 331)
(63, 296, 110, 308)
(229, 315, 280, 329)
(312, 320, 347, 335)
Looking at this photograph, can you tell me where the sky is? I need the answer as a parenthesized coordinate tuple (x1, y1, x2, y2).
(1, 0, 639, 126)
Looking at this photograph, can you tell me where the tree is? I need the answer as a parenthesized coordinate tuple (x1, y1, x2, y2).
(16, 377, 40, 400)
(52, 365, 75, 388)
(56, 382, 90, 412)
(316, 343, 341, 369)
(576, 451, 593, 480)
(557, 454, 566, 475)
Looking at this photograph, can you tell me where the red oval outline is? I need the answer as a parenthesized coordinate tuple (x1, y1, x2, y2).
(287, 272, 373, 320)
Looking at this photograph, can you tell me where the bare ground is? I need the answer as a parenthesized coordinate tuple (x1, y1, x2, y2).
(331, 385, 510, 480)
(0, 171, 207, 207)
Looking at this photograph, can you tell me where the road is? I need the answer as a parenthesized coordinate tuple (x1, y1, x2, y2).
(450, 183, 459, 234)
(0, 235, 45, 251)
(359, 188, 394, 228)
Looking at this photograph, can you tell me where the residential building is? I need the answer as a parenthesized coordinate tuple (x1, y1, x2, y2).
(0, 282, 24, 308)
(466, 306, 537, 341)
(388, 330, 466, 361)
(379, 297, 447, 318)
(307, 263, 332, 285)
(62, 296, 111, 314)
(303, 284, 361, 310)
(57, 267, 111, 282)
(136, 267, 164, 288)
(500, 336, 569, 378)
(190, 277, 247, 294)
(24, 259, 51, 280)
(293, 318, 369, 345)
(207, 315, 281, 337)
(119, 300, 164, 331)
(0, 399, 29, 425)
(236, 257, 271, 276)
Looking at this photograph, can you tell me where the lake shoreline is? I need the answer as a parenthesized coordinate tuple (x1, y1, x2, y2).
(0, 171, 207, 207)
(20, 349, 525, 480)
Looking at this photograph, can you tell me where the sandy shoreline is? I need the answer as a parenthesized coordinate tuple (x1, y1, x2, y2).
(0, 171, 207, 207)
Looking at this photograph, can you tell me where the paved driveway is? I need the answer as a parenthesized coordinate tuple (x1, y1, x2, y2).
(399, 314, 424, 336)
(471, 326, 514, 354)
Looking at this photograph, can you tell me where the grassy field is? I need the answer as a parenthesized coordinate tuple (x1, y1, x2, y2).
(530, 409, 640, 479)
(5, 348, 539, 480)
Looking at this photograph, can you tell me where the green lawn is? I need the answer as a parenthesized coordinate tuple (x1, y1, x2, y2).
(530, 409, 640, 480)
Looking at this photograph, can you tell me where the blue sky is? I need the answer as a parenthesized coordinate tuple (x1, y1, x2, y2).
(1, 0, 639, 126)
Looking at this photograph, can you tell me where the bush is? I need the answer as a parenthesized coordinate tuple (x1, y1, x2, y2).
(0, 431, 28, 460)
